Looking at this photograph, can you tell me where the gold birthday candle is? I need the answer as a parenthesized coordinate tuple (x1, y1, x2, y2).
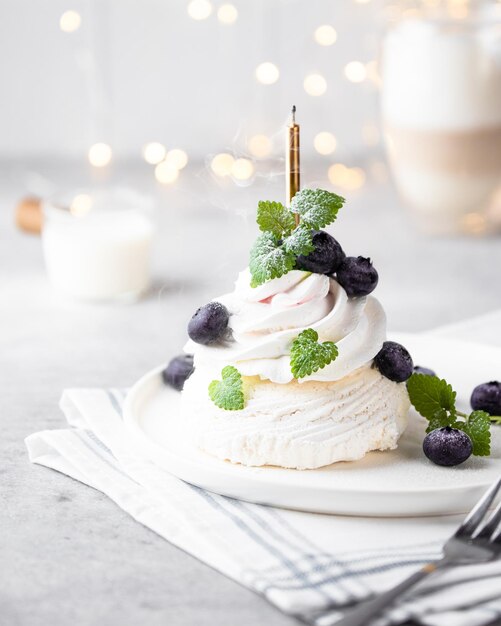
(286, 105, 300, 225)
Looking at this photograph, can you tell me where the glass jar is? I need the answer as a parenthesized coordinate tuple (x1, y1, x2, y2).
(381, 0, 501, 234)
(42, 188, 155, 302)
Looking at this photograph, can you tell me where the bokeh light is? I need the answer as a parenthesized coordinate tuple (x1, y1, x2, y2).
(231, 158, 254, 181)
(248, 134, 272, 158)
(155, 160, 179, 184)
(211, 153, 234, 176)
(70, 194, 93, 217)
(328, 163, 366, 190)
(314, 25, 337, 46)
(448, 0, 469, 19)
(255, 62, 280, 85)
(88, 143, 112, 167)
(142, 142, 166, 165)
(303, 73, 327, 96)
(362, 123, 380, 146)
(217, 3, 238, 24)
(370, 160, 389, 184)
(60, 10, 81, 33)
(461, 212, 486, 235)
(366, 60, 381, 87)
(187, 0, 213, 20)
(165, 148, 189, 170)
(344, 61, 367, 83)
(314, 132, 337, 155)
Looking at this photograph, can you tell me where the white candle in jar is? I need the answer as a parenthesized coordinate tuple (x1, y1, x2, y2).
(42, 191, 154, 301)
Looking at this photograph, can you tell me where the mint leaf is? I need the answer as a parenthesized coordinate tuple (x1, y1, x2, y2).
(249, 232, 296, 288)
(290, 328, 338, 379)
(426, 408, 455, 433)
(407, 374, 456, 421)
(282, 224, 314, 257)
(408, 373, 492, 458)
(460, 411, 491, 456)
(208, 366, 244, 411)
(250, 188, 346, 287)
(290, 188, 345, 230)
(257, 201, 296, 238)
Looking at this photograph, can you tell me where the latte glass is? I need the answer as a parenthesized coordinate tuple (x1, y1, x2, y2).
(381, 1, 501, 234)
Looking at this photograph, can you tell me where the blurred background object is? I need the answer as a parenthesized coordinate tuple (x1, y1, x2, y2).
(15, 197, 43, 234)
(2, 1, 500, 211)
(1, 0, 501, 321)
(382, 0, 501, 234)
(41, 188, 155, 301)
(3, 0, 499, 236)
(0, 0, 384, 165)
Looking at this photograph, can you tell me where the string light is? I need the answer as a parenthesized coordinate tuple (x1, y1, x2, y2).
(362, 123, 380, 146)
(346, 168, 366, 190)
(448, 0, 469, 18)
(344, 61, 367, 83)
(187, 0, 213, 20)
(365, 60, 381, 87)
(328, 163, 366, 190)
(402, 7, 421, 17)
(88, 143, 112, 167)
(60, 10, 81, 33)
(217, 3, 238, 24)
(155, 160, 179, 184)
(70, 194, 93, 217)
(303, 73, 327, 96)
(248, 134, 272, 158)
(314, 132, 337, 155)
(231, 158, 254, 181)
(347, 168, 365, 190)
(165, 148, 188, 170)
(314, 25, 337, 46)
(461, 212, 486, 235)
(255, 62, 280, 85)
(142, 142, 166, 165)
(211, 153, 234, 176)
(370, 160, 389, 184)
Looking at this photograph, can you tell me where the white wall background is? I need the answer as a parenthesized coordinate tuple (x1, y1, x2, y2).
(0, 0, 385, 161)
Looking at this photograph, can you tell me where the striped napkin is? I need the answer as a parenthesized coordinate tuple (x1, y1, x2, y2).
(25, 316, 501, 626)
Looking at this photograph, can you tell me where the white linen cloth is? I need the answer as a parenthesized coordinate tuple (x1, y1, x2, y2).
(25, 313, 501, 626)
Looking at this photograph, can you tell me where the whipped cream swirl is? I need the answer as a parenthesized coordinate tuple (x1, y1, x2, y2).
(184, 268, 386, 384)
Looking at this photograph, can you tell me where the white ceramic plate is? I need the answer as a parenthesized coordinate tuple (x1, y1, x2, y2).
(123, 333, 501, 517)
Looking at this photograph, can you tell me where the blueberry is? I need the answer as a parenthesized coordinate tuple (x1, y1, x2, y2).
(471, 381, 501, 415)
(296, 231, 346, 275)
(162, 354, 194, 391)
(336, 256, 378, 297)
(413, 365, 436, 377)
(423, 426, 472, 466)
(374, 341, 413, 383)
(188, 301, 230, 345)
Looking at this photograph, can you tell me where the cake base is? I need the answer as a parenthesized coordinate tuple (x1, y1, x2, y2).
(181, 366, 410, 469)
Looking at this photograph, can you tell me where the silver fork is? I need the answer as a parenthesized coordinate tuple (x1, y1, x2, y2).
(336, 477, 501, 626)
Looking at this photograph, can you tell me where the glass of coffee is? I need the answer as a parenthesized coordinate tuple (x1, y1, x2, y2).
(381, 0, 501, 234)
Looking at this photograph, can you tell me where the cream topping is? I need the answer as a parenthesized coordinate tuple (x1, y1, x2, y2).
(184, 268, 386, 384)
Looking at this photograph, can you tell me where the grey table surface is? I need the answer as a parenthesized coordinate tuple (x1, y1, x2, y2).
(2, 160, 501, 626)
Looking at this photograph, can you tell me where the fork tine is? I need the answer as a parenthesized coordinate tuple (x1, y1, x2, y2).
(475, 500, 501, 540)
(456, 477, 501, 538)
(491, 530, 501, 547)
